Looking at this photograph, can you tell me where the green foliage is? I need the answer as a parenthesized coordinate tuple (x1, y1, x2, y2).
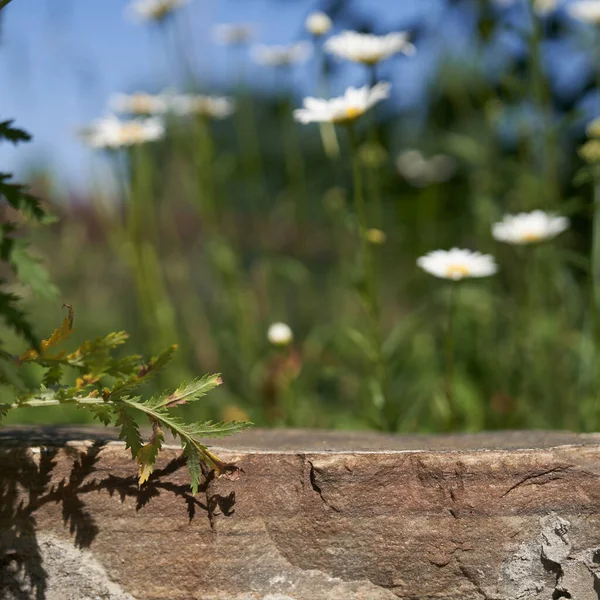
(8, 3, 600, 438)
(0, 119, 56, 351)
(2, 310, 252, 493)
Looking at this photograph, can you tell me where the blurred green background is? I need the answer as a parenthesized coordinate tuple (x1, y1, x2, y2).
(3, 0, 600, 434)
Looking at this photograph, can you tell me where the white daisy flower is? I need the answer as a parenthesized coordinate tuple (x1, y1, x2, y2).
(567, 0, 600, 23)
(128, 0, 187, 22)
(170, 94, 235, 119)
(250, 42, 312, 67)
(78, 115, 164, 149)
(267, 322, 293, 346)
(109, 92, 170, 116)
(212, 23, 256, 46)
(305, 11, 333, 36)
(492, 210, 569, 245)
(396, 150, 457, 187)
(324, 31, 415, 65)
(293, 82, 391, 125)
(417, 249, 498, 281)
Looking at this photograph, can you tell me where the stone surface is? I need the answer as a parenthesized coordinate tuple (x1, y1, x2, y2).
(2, 428, 600, 599)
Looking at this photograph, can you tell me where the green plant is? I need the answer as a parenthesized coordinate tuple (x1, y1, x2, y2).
(0, 116, 251, 493)
(0, 119, 56, 354)
(1, 306, 251, 493)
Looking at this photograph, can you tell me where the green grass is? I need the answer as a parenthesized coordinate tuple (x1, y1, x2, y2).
(4, 7, 600, 434)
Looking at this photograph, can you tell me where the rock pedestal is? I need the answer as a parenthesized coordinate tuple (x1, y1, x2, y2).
(2, 427, 600, 599)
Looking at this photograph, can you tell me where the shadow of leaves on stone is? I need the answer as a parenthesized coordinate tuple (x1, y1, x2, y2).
(0, 442, 213, 599)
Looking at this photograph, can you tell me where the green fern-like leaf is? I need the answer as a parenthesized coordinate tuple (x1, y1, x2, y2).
(183, 443, 203, 494)
(149, 373, 223, 409)
(110, 344, 177, 399)
(42, 363, 63, 387)
(121, 393, 251, 493)
(0, 173, 45, 221)
(0, 287, 37, 348)
(9, 241, 59, 300)
(105, 354, 143, 378)
(0, 120, 31, 144)
(115, 404, 144, 460)
(0, 403, 10, 422)
(86, 403, 113, 426)
(137, 421, 164, 485)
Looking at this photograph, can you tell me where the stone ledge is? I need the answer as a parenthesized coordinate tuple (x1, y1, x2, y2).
(2, 427, 600, 599)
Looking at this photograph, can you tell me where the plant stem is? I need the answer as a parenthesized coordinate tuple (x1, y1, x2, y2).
(127, 145, 177, 353)
(232, 63, 269, 214)
(11, 396, 105, 409)
(525, 0, 559, 206)
(278, 67, 308, 223)
(191, 114, 255, 387)
(445, 283, 459, 430)
(369, 63, 378, 88)
(347, 121, 386, 422)
(347, 123, 369, 265)
(591, 168, 600, 331)
(314, 36, 340, 159)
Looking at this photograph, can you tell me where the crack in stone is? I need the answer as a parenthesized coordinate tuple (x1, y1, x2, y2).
(307, 459, 341, 513)
(500, 466, 571, 498)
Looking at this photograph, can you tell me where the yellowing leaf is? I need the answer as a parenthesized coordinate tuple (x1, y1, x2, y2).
(136, 421, 164, 486)
(20, 305, 74, 361)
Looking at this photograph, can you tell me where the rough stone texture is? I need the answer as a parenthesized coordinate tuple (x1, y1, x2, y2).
(3, 428, 600, 599)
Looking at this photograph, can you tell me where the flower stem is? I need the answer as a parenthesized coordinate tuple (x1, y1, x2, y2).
(128, 145, 177, 353)
(525, 0, 559, 206)
(347, 122, 386, 423)
(315, 37, 339, 159)
(591, 167, 600, 331)
(347, 123, 369, 258)
(445, 283, 459, 430)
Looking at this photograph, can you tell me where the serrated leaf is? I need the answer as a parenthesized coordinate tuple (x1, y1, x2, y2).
(42, 363, 63, 387)
(183, 443, 202, 495)
(65, 331, 129, 366)
(121, 395, 252, 489)
(9, 241, 59, 299)
(137, 421, 164, 485)
(20, 307, 73, 361)
(109, 344, 177, 399)
(86, 403, 113, 426)
(0, 403, 10, 422)
(0, 172, 45, 221)
(153, 374, 223, 409)
(0, 222, 16, 261)
(105, 353, 142, 377)
(116, 405, 143, 459)
(0, 287, 38, 349)
(0, 120, 30, 144)
(146, 344, 178, 374)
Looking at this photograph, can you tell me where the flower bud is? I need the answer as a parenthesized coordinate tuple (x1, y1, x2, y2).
(267, 322, 293, 346)
(306, 11, 332, 36)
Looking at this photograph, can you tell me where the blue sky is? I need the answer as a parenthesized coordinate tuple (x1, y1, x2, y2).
(0, 0, 596, 190)
(0, 0, 454, 189)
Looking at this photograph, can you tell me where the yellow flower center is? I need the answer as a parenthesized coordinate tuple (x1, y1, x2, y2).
(131, 96, 154, 114)
(446, 264, 470, 279)
(359, 54, 383, 65)
(344, 106, 363, 121)
(119, 123, 146, 144)
(521, 231, 543, 243)
(150, 2, 173, 19)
